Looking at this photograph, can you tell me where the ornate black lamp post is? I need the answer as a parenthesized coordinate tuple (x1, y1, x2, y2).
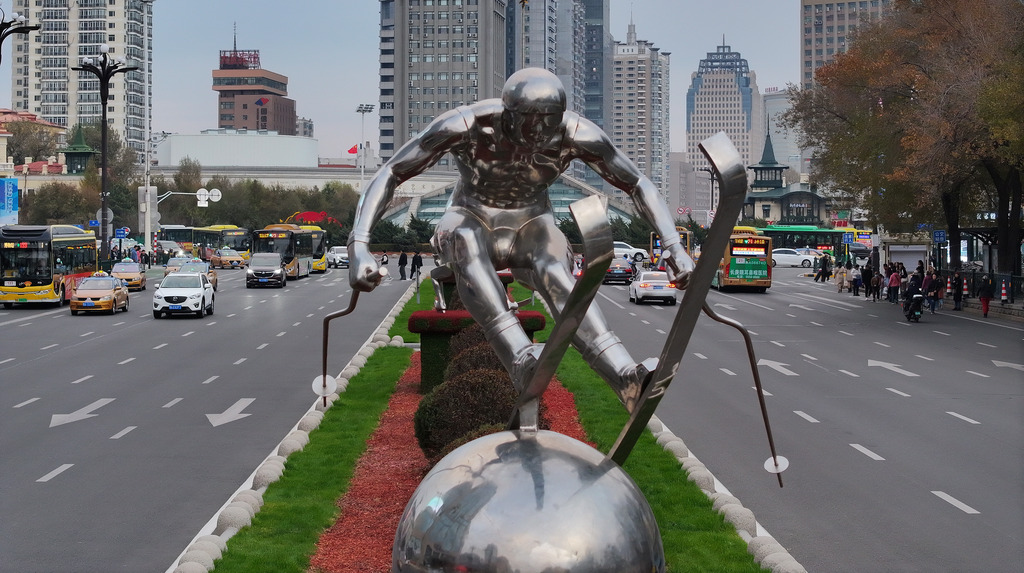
(0, 8, 39, 66)
(73, 45, 137, 261)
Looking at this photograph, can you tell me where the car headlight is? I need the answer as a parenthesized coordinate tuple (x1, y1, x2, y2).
(99, 295, 112, 301)
(272, 269, 283, 275)
(188, 293, 201, 300)
(246, 269, 254, 275)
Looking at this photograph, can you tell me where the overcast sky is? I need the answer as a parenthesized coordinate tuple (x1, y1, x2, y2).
(1, 0, 798, 158)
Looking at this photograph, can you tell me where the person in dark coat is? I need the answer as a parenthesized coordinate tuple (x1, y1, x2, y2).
(951, 270, 964, 310)
(398, 251, 409, 280)
(978, 275, 995, 318)
(411, 251, 423, 278)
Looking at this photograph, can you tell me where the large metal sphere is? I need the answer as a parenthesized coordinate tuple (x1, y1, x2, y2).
(393, 430, 664, 572)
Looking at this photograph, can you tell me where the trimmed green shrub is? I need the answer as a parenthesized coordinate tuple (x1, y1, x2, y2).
(446, 323, 487, 362)
(444, 341, 506, 381)
(414, 369, 518, 459)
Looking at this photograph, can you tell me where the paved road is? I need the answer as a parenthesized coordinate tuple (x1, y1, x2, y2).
(0, 267, 410, 573)
(596, 267, 1024, 572)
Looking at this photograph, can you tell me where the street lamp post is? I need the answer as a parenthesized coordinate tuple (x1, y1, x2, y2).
(73, 44, 138, 262)
(698, 166, 718, 224)
(141, 0, 156, 254)
(355, 103, 375, 190)
(0, 8, 39, 66)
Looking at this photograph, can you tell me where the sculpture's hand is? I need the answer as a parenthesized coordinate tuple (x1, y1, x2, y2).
(349, 242, 383, 292)
(663, 242, 695, 290)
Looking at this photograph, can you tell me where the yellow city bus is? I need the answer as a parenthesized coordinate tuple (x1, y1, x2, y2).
(252, 224, 313, 279)
(712, 232, 773, 292)
(298, 225, 327, 273)
(193, 225, 251, 262)
(157, 225, 195, 255)
(650, 227, 695, 265)
(0, 224, 98, 307)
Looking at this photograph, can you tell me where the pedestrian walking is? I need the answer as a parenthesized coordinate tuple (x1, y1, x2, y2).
(814, 253, 832, 283)
(925, 271, 942, 314)
(978, 274, 995, 318)
(411, 251, 423, 279)
(861, 263, 873, 299)
(888, 268, 901, 303)
(398, 251, 408, 280)
(871, 272, 883, 302)
(951, 270, 964, 310)
(852, 264, 862, 296)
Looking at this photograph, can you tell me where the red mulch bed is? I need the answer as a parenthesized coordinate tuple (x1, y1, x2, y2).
(308, 352, 591, 573)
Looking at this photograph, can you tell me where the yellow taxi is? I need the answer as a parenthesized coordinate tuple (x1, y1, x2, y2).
(70, 272, 130, 315)
(111, 260, 147, 291)
(163, 256, 191, 277)
(210, 248, 245, 269)
(177, 261, 218, 291)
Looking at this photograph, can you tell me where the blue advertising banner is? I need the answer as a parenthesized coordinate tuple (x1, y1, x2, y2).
(0, 178, 19, 226)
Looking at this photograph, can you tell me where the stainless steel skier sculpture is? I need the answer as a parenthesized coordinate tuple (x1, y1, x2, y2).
(349, 68, 692, 415)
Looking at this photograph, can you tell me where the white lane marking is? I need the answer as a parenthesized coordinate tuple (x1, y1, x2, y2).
(714, 291, 774, 310)
(14, 397, 40, 408)
(770, 340, 785, 347)
(318, 306, 325, 310)
(801, 354, 818, 361)
(977, 342, 996, 348)
(307, 313, 315, 318)
(897, 322, 911, 327)
(966, 371, 990, 378)
(202, 376, 219, 385)
(153, 343, 167, 350)
(810, 321, 823, 327)
(80, 331, 93, 337)
(758, 360, 798, 376)
(292, 322, 301, 327)
(257, 343, 268, 350)
(656, 329, 666, 334)
(117, 357, 135, 365)
(754, 387, 773, 396)
(720, 368, 736, 376)
(71, 375, 93, 385)
(206, 321, 216, 326)
(932, 491, 979, 514)
(276, 331, 286, 337)
(182, 331, 194, 337)
(40, 343, 59, 350)
(915, 355, 934, 361)
(37, 464, 74, 482)
(794, 410, 820, 423)
(18, 322, 32, 327)
(851, 444, 885, 461)
(694, 353, 707, 360)
(873, 341, 891, 347)
(227, 313, 236, 317)
(886, 388, 911, 397)
(838, 330, 854, 336)
(748, 330, 758, 336)
(113, 321, 125, 326)
(244, 305, 253, 310)
(163, 398, 183, 408)
(0, 357, 14, 365)
(109, 426, 137, 439)
(947, 411, 980, 424)
(233, 358, 247, 365)
(839, 369, 859, 377)
(868, 360, 919, 377)
(933, 330, 950, 336)
(786, 313, 796, 318)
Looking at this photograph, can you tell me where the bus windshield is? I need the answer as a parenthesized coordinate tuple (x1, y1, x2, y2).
(1, 239, 51, 283)
(253, 232, 291, 260)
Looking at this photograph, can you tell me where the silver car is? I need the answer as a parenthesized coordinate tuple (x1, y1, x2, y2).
(327, 246, 349, 269)
(628, 271, 677, 305)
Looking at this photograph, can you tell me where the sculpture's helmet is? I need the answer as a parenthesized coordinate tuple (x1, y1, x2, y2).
(501, 68, 566, 114)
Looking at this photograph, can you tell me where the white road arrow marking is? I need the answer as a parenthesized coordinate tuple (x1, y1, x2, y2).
(992, 360, 1024, 372)
(206, 398, 255, 427)
(868, 360, 919, 377)
(50, 398, 115, 427)
(758, 359, 799, 376)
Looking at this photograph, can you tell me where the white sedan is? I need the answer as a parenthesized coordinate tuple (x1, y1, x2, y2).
(771, 248, 816, 268)
(628, 271, 677, 305)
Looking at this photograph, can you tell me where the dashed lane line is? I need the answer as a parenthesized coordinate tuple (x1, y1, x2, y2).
(851, 444, 885, 461)
(202, 376, 219, 385)
(37, 464, 74, 482)
(117, 357, 135, 365)
(966, 371, 990, 378)
(162, 398, 183, 408)
(71, 375, 92, 384)
(109, 426, 136, 440)
(886, 388, 911, 397)
(40, 344, 59, 350)
(932, 491, 979, 514)
(794, 410, 820, 423)
(720, 368, 736, 376)
(14, 397, 40, 408)
(946, 411, 980, 424)
(839, 369, 859, 377)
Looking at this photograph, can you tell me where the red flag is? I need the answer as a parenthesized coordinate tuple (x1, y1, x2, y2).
(348, 144, 359, 154)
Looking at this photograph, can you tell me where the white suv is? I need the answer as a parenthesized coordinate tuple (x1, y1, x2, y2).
(613, 241, 650, 262)
(152, 272, 215, 318)
(326, 246, 349, 268)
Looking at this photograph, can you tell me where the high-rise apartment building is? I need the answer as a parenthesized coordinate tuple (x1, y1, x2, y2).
(685, 42, 764, 212)
(610, 20, 670, 203)
(10, 0, 153, 157)
(581, 0, 612, 190)
(212, 49, 296, 135)
(801, 0, 890, 90)
(377, 0, 508, 168)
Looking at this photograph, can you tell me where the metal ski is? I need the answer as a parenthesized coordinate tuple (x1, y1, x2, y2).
(508, 194, 613, 432)
(606, 133, 785, 483)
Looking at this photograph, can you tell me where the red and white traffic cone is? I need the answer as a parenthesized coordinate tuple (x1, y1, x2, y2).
(946, 276, 952, 296)
(962, 278, 969, 301)
(1001, 280, 1009, 304)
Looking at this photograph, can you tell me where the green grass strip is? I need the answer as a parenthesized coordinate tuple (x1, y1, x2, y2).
(212, 346, 412, 573)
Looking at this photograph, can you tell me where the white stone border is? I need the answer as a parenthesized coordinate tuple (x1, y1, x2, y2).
(647, 415, 807, 573)
(165, 281, 419, 573)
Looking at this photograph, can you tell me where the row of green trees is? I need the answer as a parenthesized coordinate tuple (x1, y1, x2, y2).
(782, 0, 1022, 274)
